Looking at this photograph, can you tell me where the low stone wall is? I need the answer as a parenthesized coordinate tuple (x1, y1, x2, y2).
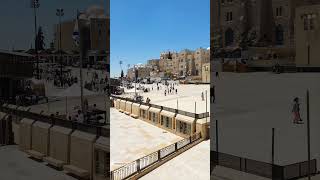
(31, 121, 52, 156)
(19, 118, 35, 151)
(48, 126, 73, 164)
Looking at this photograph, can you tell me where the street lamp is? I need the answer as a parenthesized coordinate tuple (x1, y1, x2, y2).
(56, 8, 64, 85)
(31, 0, 40, 79)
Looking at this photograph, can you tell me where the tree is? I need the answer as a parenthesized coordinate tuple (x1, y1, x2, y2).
(121, 70, 124, 79)
(35, 26, 45, 50)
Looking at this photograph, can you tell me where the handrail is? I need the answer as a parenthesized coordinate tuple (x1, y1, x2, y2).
(110, 132, 201, 180)
(0, 104, 108, 137)
(111, 95, 209, 119)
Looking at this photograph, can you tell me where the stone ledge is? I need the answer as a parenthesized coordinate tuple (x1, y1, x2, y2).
(43, 156, 65, 169)
(26, 149, 45, 160)
(64, 164, 90, 179)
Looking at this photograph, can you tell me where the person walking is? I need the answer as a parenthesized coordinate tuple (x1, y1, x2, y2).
(292, 97, 303, 124)
(211, 85, 215, 103)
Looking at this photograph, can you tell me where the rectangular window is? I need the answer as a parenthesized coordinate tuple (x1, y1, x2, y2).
(310, 18, 315, 30)
(304, 19, 309, 31)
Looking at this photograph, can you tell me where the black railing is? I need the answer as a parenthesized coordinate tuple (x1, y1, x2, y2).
(0, 104, 107, 137)
(111, 95, 209, 119)
(110, 132, 201, 180)
(211, 151, 317, 180)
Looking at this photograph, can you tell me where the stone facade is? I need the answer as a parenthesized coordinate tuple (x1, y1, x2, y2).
(295, 4, 320, 66)
(211, 0, 319, 49)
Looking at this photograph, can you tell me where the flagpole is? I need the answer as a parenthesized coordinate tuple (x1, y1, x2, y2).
(75, 10, 84, 116)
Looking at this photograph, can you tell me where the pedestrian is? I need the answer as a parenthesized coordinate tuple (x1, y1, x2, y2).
(216, 71, 219, 78)
(292, 97, 303, 124)
(176, 89, 177, 94)
(211, 85, 215, 103)
(164, 90, 167, 96)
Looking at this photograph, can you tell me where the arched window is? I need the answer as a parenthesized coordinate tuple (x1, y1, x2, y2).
(275, 25, 284, 45)
(225, 28, 234, 46)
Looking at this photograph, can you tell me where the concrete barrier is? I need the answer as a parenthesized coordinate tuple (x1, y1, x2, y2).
(93, 136, 109, 180)
(139, 105, 149, 121)
(64, 130, 97, 179)
(125, 101, 132, 115)
(148, 107, 161, 126)
(119, 100, 126, 113)
(12, 118, 20, 145)
(43, 126, 73, 169)
(19, 118, 35, 151)
(27, 121, 52, 160)
(175, 114, 196, 138)
(115, 99, 121, 110)
(131, 103, 140, 118)
(160, 110, 176, 133)
(196, 118, 210, 140)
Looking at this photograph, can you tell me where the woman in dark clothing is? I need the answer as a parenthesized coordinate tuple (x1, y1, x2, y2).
(292, 97, 303, 124)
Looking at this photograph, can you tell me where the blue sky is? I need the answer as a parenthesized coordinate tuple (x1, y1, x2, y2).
(0, 0, 107, 50)
(110, 0, 210, 77)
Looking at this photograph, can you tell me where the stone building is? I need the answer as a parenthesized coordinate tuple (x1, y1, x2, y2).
(211, 0, 319, 49)
(295, 4, 320, 67)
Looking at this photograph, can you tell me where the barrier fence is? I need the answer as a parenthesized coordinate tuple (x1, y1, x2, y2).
(211, 151, 317, 180)
(111, 95, 210, 119)
(111, 132, 201, 180)
(0, 104, 108, 138)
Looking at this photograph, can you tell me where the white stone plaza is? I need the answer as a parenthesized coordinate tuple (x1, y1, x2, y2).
(0, 145, 76, 180)
(141, 140, 210, 180)
(110, 108, 182, 171)
(120, 82, 210, 113)
(211, 72, 320, 167)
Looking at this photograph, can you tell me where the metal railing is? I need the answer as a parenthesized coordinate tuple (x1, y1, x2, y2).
(211, 151, 317, 180)
(111, 95, 209, 119)
(0, 104, 108, 137)
(111, 132, 201, 180)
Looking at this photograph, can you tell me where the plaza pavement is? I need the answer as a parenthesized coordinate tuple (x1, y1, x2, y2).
(0, 145, 76, 180)
(141, 140, 210, 180)
(211, 72, 320, 167)
(120, 82, 210, 114)
(110, 108, 182, 171)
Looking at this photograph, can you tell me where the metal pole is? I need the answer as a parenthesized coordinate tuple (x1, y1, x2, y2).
(177, 99, 178, 110)
(272, 128, 274, 165)
(206, 90, 208, 124)
(77, 11, 84, 115)
(307, 90, 311, 180)
(308, 44, 310, 66)
(33, 3, 39, 79)
(216, 119, 219, 165)
(59, 14, 63, 82)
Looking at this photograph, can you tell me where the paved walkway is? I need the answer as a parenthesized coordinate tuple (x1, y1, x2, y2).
(110, 108, 182, 171)
(141, 140, 210, 180)
(0, 145, 76, 180)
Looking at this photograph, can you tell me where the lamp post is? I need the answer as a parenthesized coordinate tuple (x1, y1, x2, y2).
(56, 8, 64, 85)
(31, 0, 40, 79)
